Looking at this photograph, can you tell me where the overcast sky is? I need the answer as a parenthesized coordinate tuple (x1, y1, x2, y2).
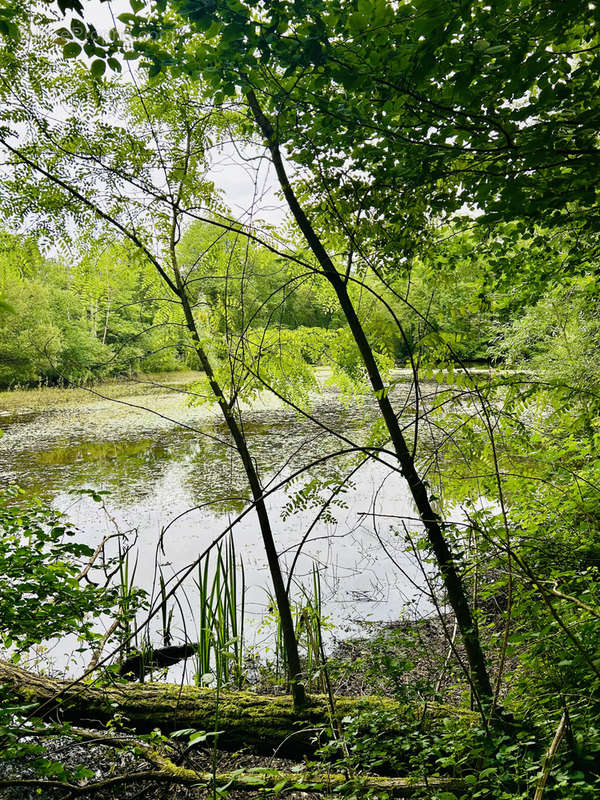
(79, 0, 288, 229)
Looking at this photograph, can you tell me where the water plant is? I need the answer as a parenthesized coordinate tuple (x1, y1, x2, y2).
(114, 542, 149, 668)
(158, 571, 174, 647)
(264, 564, 330, 693)
(296, 564, 327, 692)
(194, 535, 245, 689)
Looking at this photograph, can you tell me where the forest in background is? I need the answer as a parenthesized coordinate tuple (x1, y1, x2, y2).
(3, 220, 592, 389)
(0, 0, 599, 798)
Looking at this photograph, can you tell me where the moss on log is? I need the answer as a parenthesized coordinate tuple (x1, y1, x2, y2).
(0, 771, 466, 797)
(0, 660, 421, 755)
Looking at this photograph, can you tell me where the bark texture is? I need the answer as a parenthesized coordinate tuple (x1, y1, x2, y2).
(0, 660, 427, 756)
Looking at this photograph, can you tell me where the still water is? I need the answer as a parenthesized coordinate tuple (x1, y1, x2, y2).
(0, 372, 433, 669)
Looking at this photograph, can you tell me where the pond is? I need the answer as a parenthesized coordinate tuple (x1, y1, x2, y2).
(0, 371, 434, 674)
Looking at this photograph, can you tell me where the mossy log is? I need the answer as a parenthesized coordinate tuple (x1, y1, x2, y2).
(0, 725, 466, 798)
(0, 771, 466, 797)
(0, 660, 421, 756)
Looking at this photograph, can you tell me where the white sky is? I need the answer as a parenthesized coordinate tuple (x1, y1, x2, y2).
(79, 0, 288, 228)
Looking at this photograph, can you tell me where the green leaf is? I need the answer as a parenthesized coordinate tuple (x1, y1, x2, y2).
(170, 728, 196, 738)
(90, 59, 106, 78)
(188, 730, 209, 744)
(70, 18, 86, 40)
(62, 42, 82, 59)
(479, 767, 498, 778)
(205, 20, 221, 39)
(147, 60, 162, 78)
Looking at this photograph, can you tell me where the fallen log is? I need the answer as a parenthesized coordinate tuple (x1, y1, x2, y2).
(0, 771, 466, 798)
(118, 643, 199, 680)
(0, 660, 459, 757)
(0, 726, 466, 797)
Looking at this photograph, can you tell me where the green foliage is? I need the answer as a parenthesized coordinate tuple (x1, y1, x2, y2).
(260, 566, 332, 694)
(318, 704, 600, 800)
(177, 222, 344, 334)
(318, 709, 538, 795)
(0, 2, 600, 796)
(282, 474, 353, 526)
(418, 275, 600, 797)
(194, 535, 245, 689)
(0, 485, 118, 651)
(0, 227, 193, 387)
(495, 277, 600, 396)
(105, 0, 599, 266)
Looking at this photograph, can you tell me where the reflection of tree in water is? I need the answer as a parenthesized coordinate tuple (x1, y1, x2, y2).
(181, 400, 382, 518)
(2, 387, 389, 519)
(9, 434, 176, 504)
(35, 438, 166, 467)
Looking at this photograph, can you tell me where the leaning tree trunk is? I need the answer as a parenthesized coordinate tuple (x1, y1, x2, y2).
(246, 89, 494, 710)
(0, 131, 307, 715)
(170, 256, 306, 711)
(0, 661, 472, 757)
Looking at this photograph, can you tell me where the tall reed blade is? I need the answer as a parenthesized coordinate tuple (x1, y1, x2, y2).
(194, 535, 245, 688)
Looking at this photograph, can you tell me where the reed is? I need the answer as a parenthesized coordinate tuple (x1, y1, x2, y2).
(116, 545, 139, 660)
(158, 571, 174, 647)
(266, 564, 327, 692)
(297, 564, 326, 691)
(194, 535, 245, 689)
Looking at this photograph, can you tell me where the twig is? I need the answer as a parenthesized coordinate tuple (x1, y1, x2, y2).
(532, 712, 567, 800)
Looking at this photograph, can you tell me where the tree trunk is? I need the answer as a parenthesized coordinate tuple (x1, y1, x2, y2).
(246, 89, 493, 709)
(0, 660, 469, 757)
(170, 259, 306, 711)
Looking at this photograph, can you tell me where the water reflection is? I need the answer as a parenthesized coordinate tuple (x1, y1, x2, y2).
(0, 381, 432, 663)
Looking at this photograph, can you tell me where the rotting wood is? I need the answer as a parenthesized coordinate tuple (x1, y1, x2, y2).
(0, 726, 464, 798)
(0, 770, 466, 798)
(0, 660, 472, 757)
(0, 659, 403, 755)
